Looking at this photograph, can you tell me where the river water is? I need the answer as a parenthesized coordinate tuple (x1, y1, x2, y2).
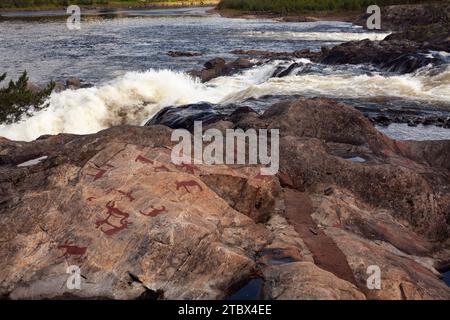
(0, 7, 449, 141)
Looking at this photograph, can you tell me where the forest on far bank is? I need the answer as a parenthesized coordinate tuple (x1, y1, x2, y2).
(217, 0, 444, 12)
(0, 0, 209, 9)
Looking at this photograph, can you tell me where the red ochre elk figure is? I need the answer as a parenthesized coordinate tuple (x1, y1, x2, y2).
(57, 241, 87, 258)
(95, 201, 132, 236)
(135, 154, 154, 165)
(140, 205, 167, 217)
(115, 189, 135, 202)
(176, 163, 199, 175)
(86, 168, 107, 181)
(154, 164, 171, 172)
(176, 180, 203, 193)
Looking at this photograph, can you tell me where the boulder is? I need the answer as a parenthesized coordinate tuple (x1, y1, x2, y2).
(167, 51, 202, 57)
(320, 39, 438, 74)
(188, 57, 255, 82)
(66, 77, 81, 89)
(145, 102, 227, 131)
(263, 262, 366, 300)
(1, 98, 450, 300)
(0, 128, 278, 299)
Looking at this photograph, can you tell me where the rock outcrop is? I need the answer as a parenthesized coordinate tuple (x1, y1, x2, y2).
(1, 98, 449, 300)
(342, 3, 450, 73)
(0, 126, 278, 299)
(320, 38, 446, 74)
(354, 3, 450, 32)
(188, 57, 255, 82)
(231, 49, 322, 61)
(167, 51, 202, 57)
(227, 4, 449, 76)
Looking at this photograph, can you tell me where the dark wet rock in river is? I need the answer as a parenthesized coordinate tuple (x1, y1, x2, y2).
(145, 102, 228, 131)
(167, 51, 202, 57)
(321, 4, 449, 74)
(272, 62, 301, 78)
(146, 102, 259, 132)
(66, 77, 81, 89)
(384, 23, 450, 52)
(204, 57, 227, 69)
(231, 48, 322, 61)
(188, 57, 255, 82)
(52, 77, 91, 92)
(381, 53, 442, 73)
(1, 98, 450, 300)
(320, 39, 444, 74)
(349, 3, 449, 73)
(367, 111, 450, 129)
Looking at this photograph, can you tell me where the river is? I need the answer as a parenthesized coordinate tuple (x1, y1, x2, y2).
(0, 7, 449, 141)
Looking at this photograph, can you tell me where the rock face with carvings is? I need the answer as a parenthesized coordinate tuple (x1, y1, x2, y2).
(0, 127, 279, 300)
(1, 98, 450, 300)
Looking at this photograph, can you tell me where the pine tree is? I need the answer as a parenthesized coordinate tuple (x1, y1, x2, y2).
(0, 71, 55, 124)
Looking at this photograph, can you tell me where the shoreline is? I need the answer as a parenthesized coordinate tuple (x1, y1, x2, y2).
(0, 1, 219, 15)
(212, 8, 363, 23)
(0, 3, 363, 25)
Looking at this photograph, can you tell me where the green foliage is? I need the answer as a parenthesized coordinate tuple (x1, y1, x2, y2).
(0, 1, 188, 8)
(0, 0, 142, 8)
(0, 71, 55, 124)
(217, 0, 435, 13)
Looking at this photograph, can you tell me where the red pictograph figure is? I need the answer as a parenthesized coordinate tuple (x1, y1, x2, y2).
(140, 205, 167, 217)
(176, 163, 199, 175)
(176, 180, 203, 193)
(86, 169, 107, 181)
(135, 154, 154, 165)
(95, 201, 132, 236)
(115, 189, 135, 202)
(154, 165, 171, 172)
(87, 197, 97, 202)
(58, 241, 87, 258)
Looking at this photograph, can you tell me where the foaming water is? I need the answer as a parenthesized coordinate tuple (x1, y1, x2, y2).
(241, 30, 390, 41)
(1, 61, 449, 141)
(0, 70, 211, 141)
(377, 124, 450, 141)
(234, 65, 450, 103)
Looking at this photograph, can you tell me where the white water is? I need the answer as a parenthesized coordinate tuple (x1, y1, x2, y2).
(1, 61, 449, 141)
(377, 124, 450, 141)
(241, 30, 391, 41)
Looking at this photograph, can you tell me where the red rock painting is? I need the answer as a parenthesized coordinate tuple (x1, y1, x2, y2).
(115, 189, 135, 202)
(154, 164, 171, 172)
(86, 168, 107, 181)
(176, 180, 203, 193)
(87, 197, 97, 202)
(135, 154, 154, 165)
(176, 163, 199, 175)
(140, 205, 167, 217)
(95, 201, 132, 236)
(58, 241, 87, 258)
